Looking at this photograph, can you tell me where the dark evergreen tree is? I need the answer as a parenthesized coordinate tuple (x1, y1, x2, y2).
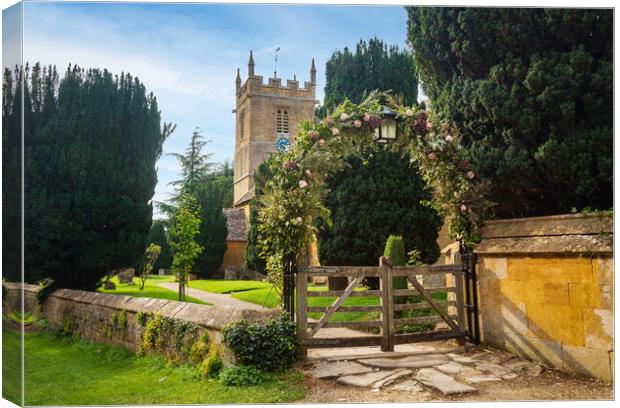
(406, 8, 613, 217)
(12, 63, 174, 290)
(168, 128, 213, 201)
(321, 38, 418, 115)
(193, 181, 228, 277)
(317, 148, 442, 268)
(2, 65, 24, 282)
(165, 129, 228, 278)
(148, 220, 172, 272)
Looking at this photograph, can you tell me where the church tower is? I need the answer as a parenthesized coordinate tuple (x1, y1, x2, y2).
(233, 51, 318, 212)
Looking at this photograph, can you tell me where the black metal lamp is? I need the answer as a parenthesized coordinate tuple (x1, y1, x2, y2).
(374, 106, 398, 143)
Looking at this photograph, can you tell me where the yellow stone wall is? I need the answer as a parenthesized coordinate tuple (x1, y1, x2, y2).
(476, 213, 613, 382)
(218, 241, 247, 274)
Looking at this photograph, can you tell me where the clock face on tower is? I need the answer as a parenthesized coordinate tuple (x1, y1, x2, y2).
(276, 137, 291, 152)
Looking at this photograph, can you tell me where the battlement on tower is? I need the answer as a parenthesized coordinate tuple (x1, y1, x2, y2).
(237, 75, 317, 101)
(233, 51, 317, 209)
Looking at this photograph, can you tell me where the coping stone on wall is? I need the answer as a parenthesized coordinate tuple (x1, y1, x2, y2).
(476, 213, 613, 256)
(11, 284, 278, 330)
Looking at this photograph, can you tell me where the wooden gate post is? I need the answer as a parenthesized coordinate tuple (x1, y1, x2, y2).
(296, 270, 308, 355)
(380, 256, 395, 352)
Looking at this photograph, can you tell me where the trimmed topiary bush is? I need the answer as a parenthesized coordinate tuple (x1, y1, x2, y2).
(222, 313, 300, 372)
(384, 235, 407, 291)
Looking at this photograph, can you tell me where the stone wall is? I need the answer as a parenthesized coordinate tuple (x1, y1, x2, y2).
(3, 283, 278, 355)
(218, 241, 247, 274)
(475, 213, 613, 381)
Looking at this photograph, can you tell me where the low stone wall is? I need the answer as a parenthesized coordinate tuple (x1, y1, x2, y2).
(475, 213, 613, 381)
(3, 282, 278, 355)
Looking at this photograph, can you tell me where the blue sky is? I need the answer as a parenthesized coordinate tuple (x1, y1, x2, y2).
(14, 1, 412, 216)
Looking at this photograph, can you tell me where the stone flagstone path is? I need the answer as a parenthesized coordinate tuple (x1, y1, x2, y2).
(307, 346, 544, 396)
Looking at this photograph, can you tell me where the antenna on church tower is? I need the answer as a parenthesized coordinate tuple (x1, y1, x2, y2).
(270, 47, 280, 78)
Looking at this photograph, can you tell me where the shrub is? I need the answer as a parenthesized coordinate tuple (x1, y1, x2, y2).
(190, 333, 211, 364)
(222, 313, 300, 372)
(201, 345, 223, 379)
(219, 365, 271, 386)
(384, 234, 408, 291)
(111, 310, 127, 331)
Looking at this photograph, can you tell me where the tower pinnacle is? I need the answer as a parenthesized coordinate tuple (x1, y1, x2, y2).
(235, 68, 241, 91)
(248, 51, 255, 77)
(310, 58, 316, 84)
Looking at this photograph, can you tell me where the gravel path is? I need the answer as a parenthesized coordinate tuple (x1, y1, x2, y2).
(158, 282, 269, 310)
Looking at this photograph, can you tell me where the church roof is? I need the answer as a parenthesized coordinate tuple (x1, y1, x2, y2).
(223, 208, 248, 241)
(234, 189, 255, 207)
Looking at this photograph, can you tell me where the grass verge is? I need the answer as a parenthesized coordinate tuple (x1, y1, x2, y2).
(3, 326, 304, 405)
(98, 275, 210, 305)
(188, 279, 272, 294)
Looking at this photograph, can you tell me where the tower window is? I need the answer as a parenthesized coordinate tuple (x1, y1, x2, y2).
(276, 109, 289, 135)
(239, 110, 245, 140)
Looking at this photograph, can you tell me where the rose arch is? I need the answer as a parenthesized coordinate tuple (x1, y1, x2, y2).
(255, 91, 492, 312)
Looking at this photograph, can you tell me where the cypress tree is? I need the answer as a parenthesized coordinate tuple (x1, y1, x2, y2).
(317, 148, 441, 269)
(407, 8, 613, 217)
(322, 38, 418, 115)
(15, 64, 174, 290)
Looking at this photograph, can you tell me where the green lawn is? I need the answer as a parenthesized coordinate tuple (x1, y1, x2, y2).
(98, 275, 210, 305)
(3, 327, 305, 405)
(2, 324, 22, 406)
(231, 285, 447, 325)
(188, 279, 272, 294)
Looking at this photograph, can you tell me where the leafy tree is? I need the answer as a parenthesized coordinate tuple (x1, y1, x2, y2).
(164, 130, 229, 277)
(169, 195, 203, 301)
(244, 158, 276, 273)
(406, 8, 613, 217)
(138, 244, 162, 290)
(147, 220, 172, 272)
(321, 37, 418, 116)
(6, 63, 173, 290)
(316, 148, 441, 290)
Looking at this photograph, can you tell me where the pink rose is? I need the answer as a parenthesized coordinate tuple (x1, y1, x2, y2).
(298, 180, 308, 189)
(353, 119, 362, 128)
(340, 112, 349, 121)
(325, 116, 335, 126)
(459, 160, 471, 170)
(331, 127, 340, 136)
(426, 122, 433, 130)
(308, 130, 320, 141)
(427, 152, 437, 161)
(460, 204, 467, 213)
(445, 135, 454, 143)
(466, 171, 475, 180)
(318, 139, 326, 146)
(363, 112, 370, 122)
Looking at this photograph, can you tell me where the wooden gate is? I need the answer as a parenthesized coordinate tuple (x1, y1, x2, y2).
(296, 256, 467, 350)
